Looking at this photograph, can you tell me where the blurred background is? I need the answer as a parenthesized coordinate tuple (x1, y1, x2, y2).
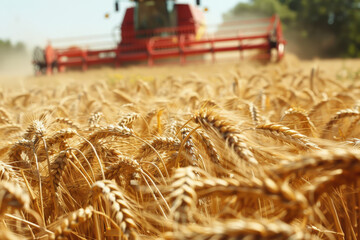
(1, 0, 360, 76)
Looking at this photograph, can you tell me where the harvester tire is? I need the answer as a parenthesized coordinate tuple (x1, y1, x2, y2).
(33, 47, 47, 75)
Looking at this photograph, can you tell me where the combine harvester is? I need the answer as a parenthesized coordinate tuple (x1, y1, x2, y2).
(33, 0, 286, 75)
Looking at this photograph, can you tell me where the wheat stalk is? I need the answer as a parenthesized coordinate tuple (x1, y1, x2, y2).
(0, 56, 358, 240)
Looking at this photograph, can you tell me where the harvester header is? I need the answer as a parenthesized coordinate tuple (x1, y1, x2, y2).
(33, 0, 286, 75)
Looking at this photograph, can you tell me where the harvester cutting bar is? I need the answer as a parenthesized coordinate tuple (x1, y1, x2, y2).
(40, 15, 285, 75)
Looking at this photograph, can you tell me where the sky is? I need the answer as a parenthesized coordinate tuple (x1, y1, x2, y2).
(0, 0, 245, 50)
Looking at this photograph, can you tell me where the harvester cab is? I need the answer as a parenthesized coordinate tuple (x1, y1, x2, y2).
(134, 0, 177, 30)
(33, 0, 286, 75)
(116, 0, 201, 31)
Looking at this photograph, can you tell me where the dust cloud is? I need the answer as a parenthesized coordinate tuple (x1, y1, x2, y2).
(0, 51, 33, 77)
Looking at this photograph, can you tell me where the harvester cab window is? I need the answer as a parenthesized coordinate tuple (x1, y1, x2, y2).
(135, 0, 177, 34)
(166, 1, 175, 12)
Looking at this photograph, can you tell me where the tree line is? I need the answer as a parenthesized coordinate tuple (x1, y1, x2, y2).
(225, 0, 360, 58)
(0, 39, 27, 65)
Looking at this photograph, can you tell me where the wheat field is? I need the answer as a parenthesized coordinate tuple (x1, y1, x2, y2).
(0, 55, 360, 239)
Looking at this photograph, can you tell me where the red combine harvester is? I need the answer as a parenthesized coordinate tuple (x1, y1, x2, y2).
(32, 0, 286, 75)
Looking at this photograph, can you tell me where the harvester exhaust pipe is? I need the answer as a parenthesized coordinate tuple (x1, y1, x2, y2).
(115, 0, 119, 12)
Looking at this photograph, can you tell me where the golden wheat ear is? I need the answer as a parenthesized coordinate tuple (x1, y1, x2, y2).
(272, 148, 360, 187)
(104, 156, 140, 187)
(90, 180, 139, 239)
(88, 111, 104, 127)
(168, 167, 198, 224)
(47, 206, 93, 240)
(0, 181, 30, 216)
(194, 109, 258, 164)
(118, 112, 140, 128)
(196, 129, 221, 165)
(322, 109, 360, 139)
(255, 123, 320, 150)
(281, 107, 317, 137)
(164, 218, 312, 240)
(52, 117, 80, 130)
(0, 162, 24, 186)
(50, 151, 70, 192)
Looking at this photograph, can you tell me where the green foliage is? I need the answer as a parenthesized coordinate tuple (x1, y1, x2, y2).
(0, 40, 26, 64)
(0, 40, 25, 54)
(225, 0, 360, 58)
(224, 0, 296, 24)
